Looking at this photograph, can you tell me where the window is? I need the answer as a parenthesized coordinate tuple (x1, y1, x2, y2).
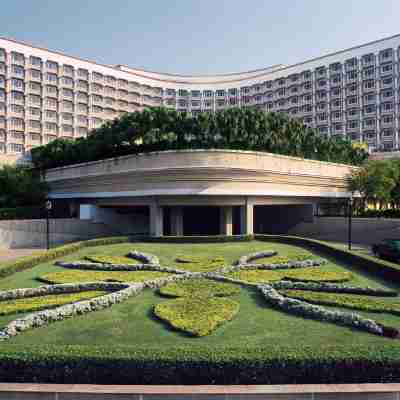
(9, 143, 24, 153)
(46, 60, 58, 70)
(381, 49, 393, 60)
(318, 113, 327, 121)
(347, 71, 357, 80)
(10, 104, 24, 114)
(62, 88, 73, 98)
(318, 126, 328, 133)
(29, 120, 41, 129)
(45, 98, 57, 108)
(63, 65, 74, 75)
(364, 93, 376, 102)
(30, 69, 41, 80)
(46, 85, 58, 94)
(106, 76, 116, 85)
(77, 115, 88, 125)
(192, 90, 201, 97)
(62, 77, 73, 86)
(278, 79, 285, 86)
(62, 112, 73, 122)
(11, 91, 24, 102)
(62, 124, 73, 133)
(382, 102, 394, 111)
(92, 72, 103, 82)
(29, 82, 41, 91)
(382, 77, 393, 86)
(382, 89, 393, 98)
(12, 52, 25, 64)
(30, 56, 42, 67)
(363, 67, 375, 78)
(364, 80, 375, 90)
(381, 64, 393, 74)
(118, 79, 128, 88)
(216, 90, 225, 97)
(382, 128, 394, 137)
(91, 105, 103, 113)
(11, 79, 24, 89)
(45, 110, 57, 119)
(28, 94, 41, 105)
(347, 96, 358, 105)
(77, 103, 88, 113)
(347, 120, 359, 129)
(62, 100, 74, 111)
(78, 69, 88, 79)
(364, 105, 376, 114)
(382, 115, 394, 124)
(46, 73, 57, 83)
(346, 58, 357, 69)
(10, 117, 24, 128)
(45, 122, 58, 132)
(204, 90, 213, 97)
(362, 54, 374, 65)
(318, 79, 327, 87)
(331, 99, 341, 108)
(29, 133, 41, 141)
(12, 65, 24, 76)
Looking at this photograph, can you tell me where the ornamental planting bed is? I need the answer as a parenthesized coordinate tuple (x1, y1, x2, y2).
(0, 239, 399, 384)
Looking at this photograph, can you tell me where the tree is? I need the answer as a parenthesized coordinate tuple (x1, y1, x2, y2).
(31, 107, 369, 170)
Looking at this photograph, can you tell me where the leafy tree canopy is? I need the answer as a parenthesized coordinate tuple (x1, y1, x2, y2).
(0, 165, 48, 208)
(31, 107, 368, 170)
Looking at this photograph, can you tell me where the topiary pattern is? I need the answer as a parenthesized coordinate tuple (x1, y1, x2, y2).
(0, 249, 399, 340)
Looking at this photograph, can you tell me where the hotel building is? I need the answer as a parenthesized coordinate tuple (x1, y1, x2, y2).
(1, 33, 400, 164)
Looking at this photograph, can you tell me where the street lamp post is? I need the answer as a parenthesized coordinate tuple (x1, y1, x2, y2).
(348, 196, 353, 251)
(45, 199, 52, 250)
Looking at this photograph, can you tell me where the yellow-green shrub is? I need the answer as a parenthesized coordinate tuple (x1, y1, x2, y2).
(282, 290, 400, 315)
(226, 268, 352, 283)
(159, 278, 240, 298)
(0, 291, 106, 316)
(84, 255, 138, 265)
(174, 255, 226, 272)
(38, 270, 172, 284)
(154, 296, 240, 336)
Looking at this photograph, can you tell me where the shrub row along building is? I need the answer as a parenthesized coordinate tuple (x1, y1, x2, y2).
(1, 34, 400, 164)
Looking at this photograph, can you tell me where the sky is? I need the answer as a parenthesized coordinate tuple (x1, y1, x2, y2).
(2, 0, 400, 75)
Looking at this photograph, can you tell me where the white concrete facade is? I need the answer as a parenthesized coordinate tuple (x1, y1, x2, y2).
(1, 34, 400, 164)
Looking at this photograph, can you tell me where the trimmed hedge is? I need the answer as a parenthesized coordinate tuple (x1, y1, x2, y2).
(255, 234, 400, 282)
(0, 236, 131, 279)
(84, 255, 138, 265)
(282, 290, 400, 315)
(174, 255, 226, 272)
(154, 297, 240, 337)
(159, 279, 240, 298)
(38, 270, 172, 284)
(0, 344, 399, 384)
(0, 206, 44, 220)
(0, 290, 106, 316)
(225, 268, 352, 284)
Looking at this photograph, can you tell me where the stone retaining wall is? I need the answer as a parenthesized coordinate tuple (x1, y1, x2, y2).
(0, 383, 399, 399)
(0, 219, 113, 249)
(287, 216, 400, 246)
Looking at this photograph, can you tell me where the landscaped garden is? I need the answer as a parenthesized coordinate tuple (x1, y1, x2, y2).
(0, 237, 400, 384)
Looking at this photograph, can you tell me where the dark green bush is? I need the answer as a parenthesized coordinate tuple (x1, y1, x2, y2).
(0, 207, 44, 220)
(0, 344, 399, 384)
(0, 236, 130, 279)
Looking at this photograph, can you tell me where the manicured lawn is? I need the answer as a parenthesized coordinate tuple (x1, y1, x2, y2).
(0, 240, 399, 350)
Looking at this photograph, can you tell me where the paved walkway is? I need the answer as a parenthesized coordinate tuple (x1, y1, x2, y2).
(0, 248, 44, 263)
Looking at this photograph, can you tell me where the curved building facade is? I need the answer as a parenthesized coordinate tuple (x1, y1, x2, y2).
(1, 34, 400, 164)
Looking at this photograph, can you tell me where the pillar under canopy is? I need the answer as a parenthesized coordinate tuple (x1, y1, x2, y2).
(149, 203, 163, 237)
(240, 200, 254, 235)
(171, 206, 184, 236)
(220, 206, 233, 236)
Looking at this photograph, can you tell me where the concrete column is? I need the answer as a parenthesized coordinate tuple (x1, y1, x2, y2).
(219, 206, 233, 235)
(149, 203, 163, 237)
(240, 200, 254, 235)
(170, 206, 184, 236)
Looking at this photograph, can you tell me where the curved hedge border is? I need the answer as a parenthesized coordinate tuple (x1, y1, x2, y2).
(0, 236, 131, 279)
(272, 280, 398, 297)
(255, 234, 400, 282)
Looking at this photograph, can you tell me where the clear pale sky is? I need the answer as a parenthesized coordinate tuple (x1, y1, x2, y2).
(2, 0, 400, 75)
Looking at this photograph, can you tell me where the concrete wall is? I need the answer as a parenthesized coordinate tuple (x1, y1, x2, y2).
(0, 219, 115, 249)
(0, 383, 399, 399)
(288, 216, 400, 246)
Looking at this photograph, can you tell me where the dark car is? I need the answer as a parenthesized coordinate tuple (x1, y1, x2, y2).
(372, 239, 400, 262)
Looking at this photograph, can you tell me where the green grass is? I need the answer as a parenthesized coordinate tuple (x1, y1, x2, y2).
(173, 255, 226, 272)
(254, 253, 311, 264)
(0, 291, 107, 316)
(0, 240, 400, 350)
